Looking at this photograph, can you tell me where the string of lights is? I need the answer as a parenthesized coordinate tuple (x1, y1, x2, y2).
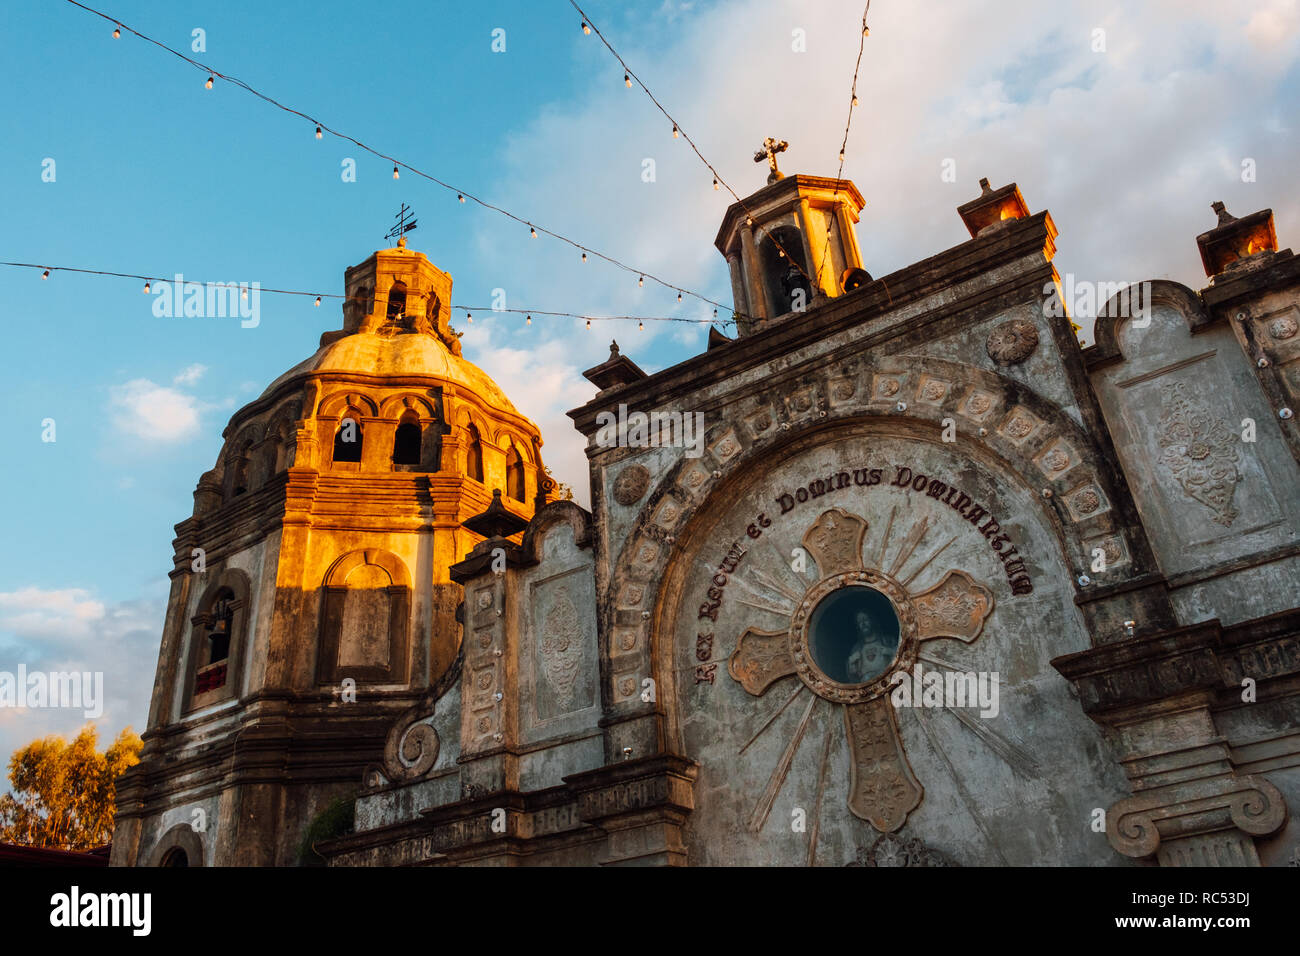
(0, 260, 728, 328)
(815, 1, 871, 285)
(567, 0, 816, 287)
(62, 0, 739, 319)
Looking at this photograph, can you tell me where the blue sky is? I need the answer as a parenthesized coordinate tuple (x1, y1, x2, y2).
(1, 0, 1297, 765)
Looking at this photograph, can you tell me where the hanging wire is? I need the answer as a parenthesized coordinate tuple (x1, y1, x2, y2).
(0, 260, 732, 327)
(62, 0, 738, 317)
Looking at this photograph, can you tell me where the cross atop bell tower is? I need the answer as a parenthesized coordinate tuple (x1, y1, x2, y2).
(754, 137, 790, 185)
(715, 167, 866, 334)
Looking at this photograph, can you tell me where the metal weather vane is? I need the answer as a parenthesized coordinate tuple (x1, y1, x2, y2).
(386, 203, 419, 245)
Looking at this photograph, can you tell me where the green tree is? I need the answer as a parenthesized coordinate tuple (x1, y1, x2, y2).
(0, 725, 142, 849)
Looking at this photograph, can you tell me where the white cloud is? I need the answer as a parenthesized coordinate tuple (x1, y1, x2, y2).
(0, 587, 105, 641)
(109, 378, 202, 443)
(449, 0, 1300, 496)
(172, 363, 207, 386)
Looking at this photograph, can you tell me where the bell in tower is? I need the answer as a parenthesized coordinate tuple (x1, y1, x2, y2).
(714, 139, 867, 335)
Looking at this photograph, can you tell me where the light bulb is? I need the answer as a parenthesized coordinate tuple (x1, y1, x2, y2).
(624, 73, 631, 88)
(712, 177, 719, 190)
(530, 226, 537, 238)
(586, 318, 592, 329)
(314, 296, 321, 307)
(677, 292, 682, 302)
(113, 26, 121, 38)
(581, 252, 587, 263)
(457, 193, 464, 203)
(582, 21, 590, 35)
(638, 276, 644, 288)
(672, 125, 679, 138)
(638, 320, 644, 331)
(393, 164, 399, 179)
(242, 287, 249, 300)
(205, 75, 213, 89)
(41, 269, 49, 279)
(467, 313, 473, 323)
(315, 125, 322, 139)
(852, 94, 859, 107)
(526, 314, 531, 325)
(713, 308, 718, 317)
(142, 281, 150, 293)
(839, 149, 845, 162)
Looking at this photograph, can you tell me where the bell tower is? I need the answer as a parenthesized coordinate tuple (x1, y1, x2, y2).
(112, 232, 549, 867)
(715, 141, 866, 334)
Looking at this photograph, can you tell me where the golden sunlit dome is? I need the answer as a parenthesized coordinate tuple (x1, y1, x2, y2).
(261, 326, 522, 417)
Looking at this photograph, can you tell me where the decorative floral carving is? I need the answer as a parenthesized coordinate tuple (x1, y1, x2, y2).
(1044, 449, 1070, 473)
(920, 380, 947, 403)
(612, 464, 651, 506)
(832, 379, 855, 401)
(714, 437, 740, 460)
(1004, 416, 1034, 440)
(1268, 315, 1297, 340)
(912, 571, 994, 642)
(846, 833, 957, 867)
(618, 676, 637, 698)
(1155, 381, 1241, 526)
(540, 587, 583, 704)
(985, 318, 1040, 365)
(1072, 489, 1101, 515)
(877, 378, 900, 397)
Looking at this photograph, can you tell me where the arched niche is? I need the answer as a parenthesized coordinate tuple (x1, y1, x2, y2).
(317, 549, 412, 685)
(645, 418, 1128, 865)
(147, 823, 205, 867)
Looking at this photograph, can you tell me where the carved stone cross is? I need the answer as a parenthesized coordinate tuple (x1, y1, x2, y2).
(753, 137, 790, 184)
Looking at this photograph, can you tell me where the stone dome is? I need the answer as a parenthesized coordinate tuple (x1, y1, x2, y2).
(261, 329, 522, 418)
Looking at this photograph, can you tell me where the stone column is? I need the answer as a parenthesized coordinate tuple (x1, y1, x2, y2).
(726, 253, 749, 330)
(798, 198, 829, 302)
(739, 224, 767, 323)
(1053, 620, 1290, 865)
(454, 544, 521, 800)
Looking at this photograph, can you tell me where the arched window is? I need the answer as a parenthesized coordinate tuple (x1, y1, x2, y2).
(465, 424, 484, 482)
(230, 450, 250, 497)
(334, 414, 363, 463)
(506, 444, 526, 502)
(385, 281, 407, 325)
(194, 590, 234, 697)
(160, 848, 189, 867)
(184, 572, 250, 714)
(392, 412, 422, 466)
(760, 225, 812, 316)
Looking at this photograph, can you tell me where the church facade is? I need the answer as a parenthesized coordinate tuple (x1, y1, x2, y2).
(113, 170, 1300, 867)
